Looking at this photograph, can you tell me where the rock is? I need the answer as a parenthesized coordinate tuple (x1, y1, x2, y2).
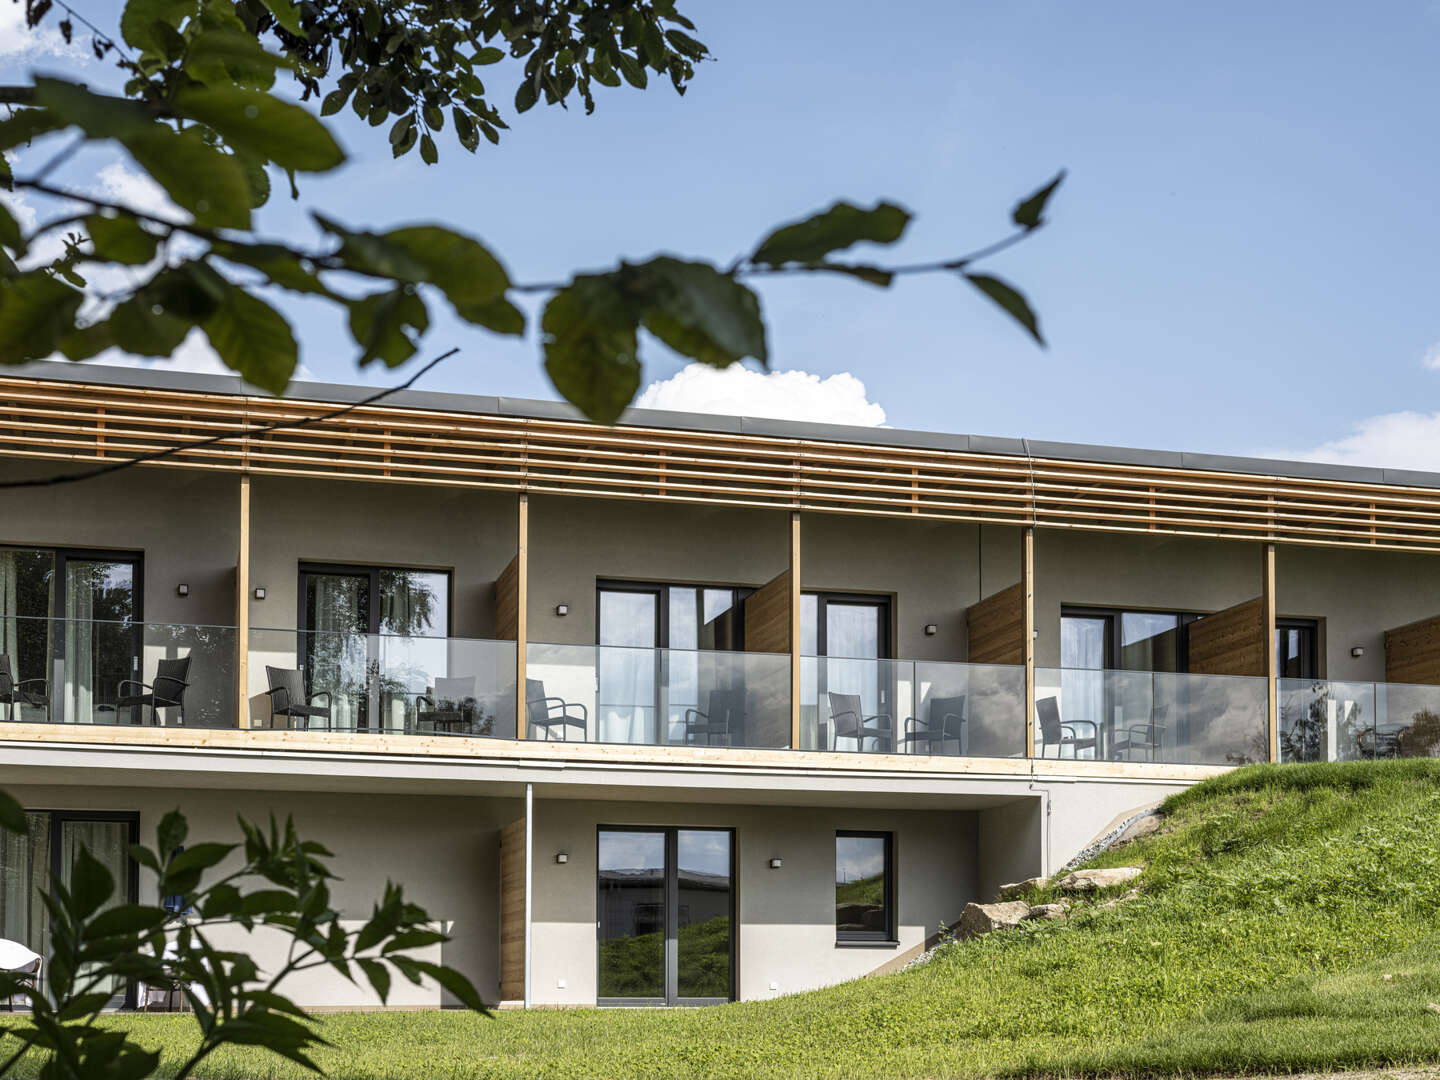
(1115, 813, 1161, 845)
(1056, 866, 1143, 892)
(1098, 888, 1142, 911)
(1427, 1003, 1440, 1016)
(996, 876, 1047, 901)
(956, 901, 1030, 939)
(1025, 903, 1068, 921)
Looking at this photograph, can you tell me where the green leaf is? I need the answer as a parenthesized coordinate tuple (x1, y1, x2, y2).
(313, 215, 428, 282)
(347, 288, 429, 367)
(453, 294, 525, 336)
(1011, 170, 1066, 231)
(165, 841, 236, 876)
(87, 903, 167, 937)
(0, 108, 63, 152)
(663, 29, 708, 60)
(514, 80, 538, 114)
(405, 960, 487, 1012)
(380, 225, 509, 308)
(124, 126, 254, 229)
(120, 0, 197, 52)
(0, 791, 25, 834)
(71, 846, 116, 918)
(419, 133, 438, 165)
(86, 215, 158, 265)
(107, 299, 192, 357)
(202, 282, 299, 393)
(632, 257, 766, 368)
(751, 201, 911, 267)
(454, 109, 478, 152)
(474, 46, 504, 65)
(172, 86, 345, 172)
(964, 272, 1044, 345)
(357, 958, 391, 1002)
(812, 263, 894, 287)
(33, 78, 156, 139)
(258, 0, 303, 35)
(0, 203, 24, 254)
(542, 274, 641, 425)
(617, 54, 647, 88)
(0, 273, 84, 364)
(320, 88, 349, 117)
(157, 809, 188, 855)
(184, 27, 292, 89)
(210, 241, 333, 297)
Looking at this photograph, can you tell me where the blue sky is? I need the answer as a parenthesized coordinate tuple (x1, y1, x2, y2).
(5, 1, 1440, 465)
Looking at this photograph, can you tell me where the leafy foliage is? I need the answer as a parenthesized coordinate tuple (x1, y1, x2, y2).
(0, 801, 485, 1080)
(0, 0, 1060, 428)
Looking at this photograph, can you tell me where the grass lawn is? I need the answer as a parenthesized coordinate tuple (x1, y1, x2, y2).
(9, 760, 1440, 1079)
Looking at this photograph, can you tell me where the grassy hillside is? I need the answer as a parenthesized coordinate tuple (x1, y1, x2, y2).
(10, 760, 1440, 1079)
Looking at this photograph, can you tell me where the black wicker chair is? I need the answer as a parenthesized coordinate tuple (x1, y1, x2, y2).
(826, 692, 894, 753)
(116, 656, 192, 726)
(1035, 695, 1097, 758)
(683, 688, 743, 746)
(0, 655, 48, 723)
(264, 666, 333, 730)
(525, 678, 587, 741)
(415, 676, 489, 735)
(905, 694, 967, 755)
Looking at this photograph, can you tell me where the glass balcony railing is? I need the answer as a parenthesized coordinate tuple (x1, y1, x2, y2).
(246, 628, 517, 737)
(1280, 678, 1440, 761)
(799, 655, 1026, 757)
(1034, 667, 1269, 766)
(0, 616, 237, 727)
(524, 643, 792, 748)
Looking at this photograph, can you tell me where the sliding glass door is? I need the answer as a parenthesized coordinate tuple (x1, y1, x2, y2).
(800, 593, 892, 750)
(298, 564, 450, 731)
(596, 826, 734, 1006)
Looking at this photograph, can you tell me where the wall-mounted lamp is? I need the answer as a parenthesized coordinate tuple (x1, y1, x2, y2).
(555, 603, 569, 617)
(555, 851, 569, 865)
(769, 857, 783, 870)
(253, 587, 267, 600)
(1351, 646, 1365, 658)
(923, 624, 938, 637)
(176, 583, 189, 598)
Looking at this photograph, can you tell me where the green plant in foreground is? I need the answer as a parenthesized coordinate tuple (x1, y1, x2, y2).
(0, 790, 483, 1080)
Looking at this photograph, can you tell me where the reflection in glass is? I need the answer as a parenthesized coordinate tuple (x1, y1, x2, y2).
(63, 560, 137, 724)
(0, 548, 55, 723)
(303, 574, 370, 729)
(61, 819, 132, 1002)
(676, 830, 731, 1000)
(835, 833, 889, 937)
(597, 829, 666, 1000)
(1120, 612, 1180, 672)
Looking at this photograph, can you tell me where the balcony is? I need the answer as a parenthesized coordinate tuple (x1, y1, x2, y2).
(1279, 679, 1440, 761)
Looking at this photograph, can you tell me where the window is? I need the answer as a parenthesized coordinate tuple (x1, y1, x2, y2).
(1276, 619, 1319, 679)
(835, 831, 894, 943)
(1060, 607, 1197, 673)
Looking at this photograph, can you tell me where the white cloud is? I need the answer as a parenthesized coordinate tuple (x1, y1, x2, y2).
(0, 3, 89, 61)
(87, 329, 232, 376)
(635, 364, 887, 427)
(95, 161, 183, 220)
(1422, 343, 1440, 371)
(1266, 410, 1440, 471)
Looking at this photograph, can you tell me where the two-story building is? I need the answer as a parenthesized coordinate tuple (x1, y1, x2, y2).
(2, 361, 1438, 1009)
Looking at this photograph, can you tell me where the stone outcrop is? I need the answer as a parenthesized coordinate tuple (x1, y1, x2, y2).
(1055, 866, 1143, 892)
(1025, 903, 1068, 921)
(956, 901, 1030, 938)
(996, 876, 1047, 901)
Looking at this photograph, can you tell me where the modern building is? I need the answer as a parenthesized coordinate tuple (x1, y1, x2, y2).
(2, 361, 1438, 1009)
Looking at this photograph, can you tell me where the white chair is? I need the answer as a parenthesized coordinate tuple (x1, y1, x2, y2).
(0, 939, 42, 1011)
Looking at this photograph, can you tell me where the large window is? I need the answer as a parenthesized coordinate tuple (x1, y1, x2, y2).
(835, 831, 894, 943)
(1276, 619, 1319, 680)
(0, 809, 139, 1007)
(596, 826, 734, 1005)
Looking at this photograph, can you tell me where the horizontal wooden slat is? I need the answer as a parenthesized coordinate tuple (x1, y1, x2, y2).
(5, 373, 1440, 553)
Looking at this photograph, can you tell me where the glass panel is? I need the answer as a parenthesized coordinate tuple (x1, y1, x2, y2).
(1120, 613, 1180, 672)
(0, 811, 50, 970)
(1060, 616, 1107, 669)
(912, 659, 1025, 757)
(1279, 679, 1374, 762)
(798, 595, 818, 656)
(1152, 672, 1268, 765)
(835, 835, 887, 936)
(597, 830, 666, 1000)
(378, 569, 448, 637)
(814, 658, 906, 753)
(826, 602, 881, 660)
(0, 549, 55, 723)
(700, 589, 741, 651)
(63, 561, 137, 724)
(60, 819, 132, 1004)
(598, 591, 658, 744)
(303, 574, 371, 730)
(1375, 682, 1440, 759)
(1276, 626, 1316, 680)
(525, 643, 790, 748)
(376, 570, 450, 734)
(676, 830, 731, 1000)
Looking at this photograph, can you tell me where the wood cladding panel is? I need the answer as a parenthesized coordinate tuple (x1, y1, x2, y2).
(498, 816, 526, 1002)
(745, 570, 792, 654)
(9, 374, 1440, 551)
(967, 583, 1024, 665)
(1385, 615, 1440, 685)
(1188, 597, 1267, 677)
(494, 554, 520, 642)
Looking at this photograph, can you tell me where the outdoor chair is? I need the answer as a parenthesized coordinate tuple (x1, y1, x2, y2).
(525, 679, 587, 741)
(1035, 696, 1097, 758)
(905, 694, 967, 756)
(415, 676, 489, 735)
(1112, 702, 1167, 762)
(115, 656, 192, 726)
(0, 939, 42, 1011)
(683, 689, 743, 747)
(0, 655, 49, 723)
(264, 666, 333, 731)
(826, 692, 894, 753)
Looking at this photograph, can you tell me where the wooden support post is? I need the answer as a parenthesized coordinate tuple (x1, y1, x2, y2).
(235, 475, 251, 729)
(1022, 526, 1035, 758)
(515, 494, 529, 740)
(790, 511, 802, 750)
(1263, 542, 1278, 762)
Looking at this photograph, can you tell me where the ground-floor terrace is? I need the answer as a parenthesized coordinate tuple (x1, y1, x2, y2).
(0, 737, 1210, 1008)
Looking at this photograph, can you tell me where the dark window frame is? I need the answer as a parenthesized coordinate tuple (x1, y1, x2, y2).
(804, 592, 893, 660)
(594, 824, 737, 1007)
(1276, 617, 1320, 680)
(834, 829, 896, 945)
(296, 562, 454, 638)
(594, 580, 753, 651)
(1060, 605, 1202, 672)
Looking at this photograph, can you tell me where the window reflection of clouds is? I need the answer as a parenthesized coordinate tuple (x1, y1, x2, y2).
(835, 836, 884, 885)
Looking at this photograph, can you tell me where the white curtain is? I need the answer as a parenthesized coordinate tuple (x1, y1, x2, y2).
(0, 812, 51, 959)
(0, 551, 18, 683)
(64, 573, 96, 724)
(60, 820, 129, 1002)
(309, 577, 365, 730)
